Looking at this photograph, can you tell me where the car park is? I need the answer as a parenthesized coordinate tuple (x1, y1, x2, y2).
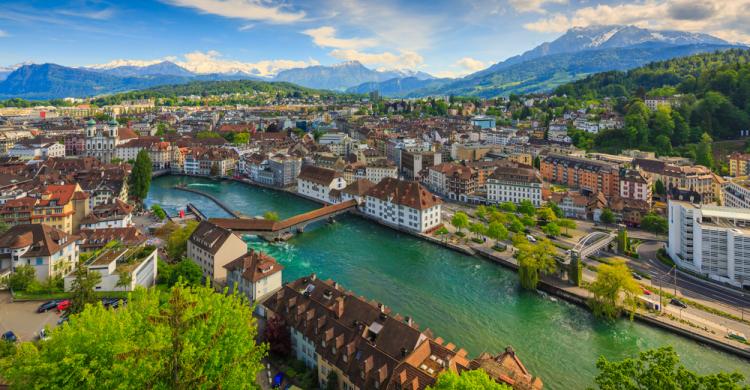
(1, 331, 18, 342)
(37, 299, 62, 313)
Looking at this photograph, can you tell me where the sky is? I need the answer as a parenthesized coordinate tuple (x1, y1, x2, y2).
(0, 0, 748, 78)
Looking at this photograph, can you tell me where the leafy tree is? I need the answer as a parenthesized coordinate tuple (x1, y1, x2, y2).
(498, 202, 517, 213)
(8, 264, 36, 291)
(593, 346, 747, 390)
(695, 132, 714, 169)
(641, 213, 668, 235)
(558, 218, 576, 235)
(168, 259, 204, 287)
(518, 200, 536, 216)
(487, 221, 509, 242)
(588, 260, 641, 320)
(600, 209, 616, 224)
(469, 222, 486, 239)
(451, 212, 469, 233)
(233, 132, 250, 145)
(166, 221, 199, 260)
(129, 149, 153, 204)
(68, 265, 103, 315)
(0, 221, 9, 234)
(434, 226, 450, 243)
(520, 215, 536, 227)
(427, 369, 511, 389)
(536, 207, 558, 224)
(516, 239, 557, 290)
(196, 131, 222, 139)
(542, 222, 561, 237)
(0, 283, 268, 389)
(617, 228, 630, 254)
(263, 211, 280, 221)
(508, 218, 525, 234)
(116, 271, 132, 289)
(654, 179, 666, 196)
(548, 202, 563, 218)
(475, 205, 488, 221)
(151, 204, 167, 220)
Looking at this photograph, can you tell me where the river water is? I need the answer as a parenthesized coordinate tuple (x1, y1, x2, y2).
(146, 175, 750, 389)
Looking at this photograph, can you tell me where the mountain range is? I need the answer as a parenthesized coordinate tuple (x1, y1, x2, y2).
(0, 25, 744, 100)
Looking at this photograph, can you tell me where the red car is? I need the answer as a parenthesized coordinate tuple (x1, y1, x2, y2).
(641, 288, 652, 296)
(57, 299, 71, 312)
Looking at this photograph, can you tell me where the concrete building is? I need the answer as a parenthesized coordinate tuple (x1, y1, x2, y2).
(187, 221, 247, 285)
(64, 245, 157, 292)
(541, 154, 620, 197)
(0, 224, 78, 282)
(8, 138, 65, 160)
(728, 152, 750, 177)
(267, 154, 302, 187)
(364, 177, 442, 233)
(667, 201, 750, 287)
(296, 165, 346, 204)
(224, 249, 284, 303)
(486, 163, 543, 206)
(426, 163, 477, 201)
(364, 159, 397, 184)
(724, 179, 750, 209)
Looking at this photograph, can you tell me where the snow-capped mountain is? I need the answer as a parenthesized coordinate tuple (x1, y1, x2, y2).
(272, 61, 433, 90)
(90, 61, 195, 78)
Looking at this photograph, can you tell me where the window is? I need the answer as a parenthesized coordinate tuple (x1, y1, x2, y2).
(36, 258, 43, 266)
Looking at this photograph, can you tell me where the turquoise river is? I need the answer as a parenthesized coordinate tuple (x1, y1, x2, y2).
(146, 176, 750, 389)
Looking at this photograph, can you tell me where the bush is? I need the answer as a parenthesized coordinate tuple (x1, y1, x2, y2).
(471, 237, 484, 244)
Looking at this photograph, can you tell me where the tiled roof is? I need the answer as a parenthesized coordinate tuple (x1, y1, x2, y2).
(366, 178, 441, 210)
(189, 221, 236, 255)
(297, 165, 341, 186)
(223, 249, 284, 283)
(0, 224, 74, 256)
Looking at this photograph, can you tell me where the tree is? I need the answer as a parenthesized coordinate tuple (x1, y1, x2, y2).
(151, 204, 167, 220)
(427, 369, 511, 390)
(641, 213, 668, 235)
(617, 228, 630, 254)
(548, 202, 564, 218)
(166, 221, 199, 260)
(8, 264, 36, 291)
(451, 212, 469, 233)
(0, 283, 268, 389)
(475, 205, 488, 221)
(558, 218, 576, 235)
(536, 207, 557, 224)
(469, 222, 486, 239)
(168, 259, 204, 287)
(129, 149, 153, 204)
(588, 260, 641, 320)
(593, 346, 747, 390)
(487, 221, 509, 242)
(516, 239, 557, 290)
(518, 200, 536, 216)
(263, 211, 280, 221)
(68, 265, 103, 315)
(233, 132, 250, 145)
(542, 222, 561, 237)
(196, 131, 221, 139)
(498, 202, 517, 213)
(695, 132, 714, 169)
(434, 226, 450, 243)
(0, 221, 9, 234)
(116, 271, 132, 289)
(600, 209, 615, 224)
(654, 179, 666, 196)
(264, 315, 291, 357)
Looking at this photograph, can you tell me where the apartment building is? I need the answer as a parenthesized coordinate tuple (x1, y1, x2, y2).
(187, 221, 247, 285)
(486, 163, 544, 206)
(619, 169, 652, 206)
(364, 159, 397, 184)
(0, 184, 90, 234)
(541, 154, 620, 197)
(0, 224, 78, 282)
(267, 154, 302, 187)
(728, 152, 750, 177)
(724, 179, 750, 209)
(426, 163, 477, 201)
(296, 165, 346, 204)
(224, 249, 284, 303)
(262, 275, 543, 390)
(634, 158, 720, 204)
(364, 177, 442, 233)
(667, 201, 750, 288)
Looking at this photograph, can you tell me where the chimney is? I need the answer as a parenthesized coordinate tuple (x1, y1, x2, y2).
(378, 303, 385, 313)
(311, 273, 317, 281)
(405, 316, 413, 327)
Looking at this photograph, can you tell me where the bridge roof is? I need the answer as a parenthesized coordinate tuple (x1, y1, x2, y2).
(210, 199, 357, 232)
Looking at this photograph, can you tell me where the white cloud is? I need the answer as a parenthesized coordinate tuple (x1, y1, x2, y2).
(0, 30, 8, 38)
(508, 0, 568, 14)
(90, 51, 318, 77)
(523, 0, 750, 43)
(163, 0, 305, 24)
(456, 57, 486, 72)
(329, 49, 424, 69)
(57, 8, 114, 20)
(238, 23, 255, 31)
(303, 26, 377, 49)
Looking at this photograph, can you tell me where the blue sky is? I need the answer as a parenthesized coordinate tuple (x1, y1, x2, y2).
(0, 0, 746, 77)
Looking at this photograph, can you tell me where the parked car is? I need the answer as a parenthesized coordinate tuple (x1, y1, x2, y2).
(1, 331, 17, 342)
(57, 315, 69, 325)
(526, 234, 537, 243)
(631, 272, 643, 281)
(57, 299, 71, 312)
(37, 299, 62, 313)
(641, 287, 652, 295)
(38, 328, 50, 341)
(670, 298, 688, 308)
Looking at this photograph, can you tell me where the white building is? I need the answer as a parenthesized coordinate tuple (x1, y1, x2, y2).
(317, 132, 352, 156)
(64, 245, 157, 292)
(224, 249, 284, 303)
(296, 165, 346, 204)
(486, 164, 543, 206)
(84, 119, 119, 163)
(0, 224, 78, 282)
(364, 160, 398, 184)
(667, 201, 750, 287)
(363, 177, 442, 233)
(8, 139, 65, 159)
(723, 180, 750, 209)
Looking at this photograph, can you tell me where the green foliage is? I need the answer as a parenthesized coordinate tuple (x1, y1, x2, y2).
(654, 179, 666, 196)
(151, 204, 167, 220)
(129, 149, 153, 203)
(600, 209, 616, 224)
(695, 132, 714, 169)
(166, 259, 204, 287)
(116, 271, 133, 289)
(8, 264, 36, 291)
(542, 222, 561, 237)
(617, 229, 630, 254)
(548, 202, 563, 218)
(68, 265, 103, 315)
(196, 131, 222, 139)
(166, 221, 199, 260)
(641, 213, 668, 235)
(0, 283, 268, 389)
(558, 218, 576, 234)
(536, 207, 558, 224)
(588, 261, 640, 320)
(498, 202, 517, 213)
(427, 369, 511, 390)
(0, 221, 9, 234)
(263, 211, 280, 221)
(232, 132, 250, 145)
(518, 200, 536, 216)
(516, 239, 557, 290)
(468, 222, 486, 239)
(451, 212, 469, 233)
(487, 221, 509, 242)
(592, 346, 748, 390)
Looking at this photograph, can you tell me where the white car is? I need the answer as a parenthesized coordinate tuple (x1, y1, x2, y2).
(526, 234, 537, 243)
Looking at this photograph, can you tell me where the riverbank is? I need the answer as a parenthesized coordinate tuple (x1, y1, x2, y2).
(163, 173, 750, 360)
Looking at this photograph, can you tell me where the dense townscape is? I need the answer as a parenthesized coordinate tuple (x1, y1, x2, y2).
(2, 2, 750, 388)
